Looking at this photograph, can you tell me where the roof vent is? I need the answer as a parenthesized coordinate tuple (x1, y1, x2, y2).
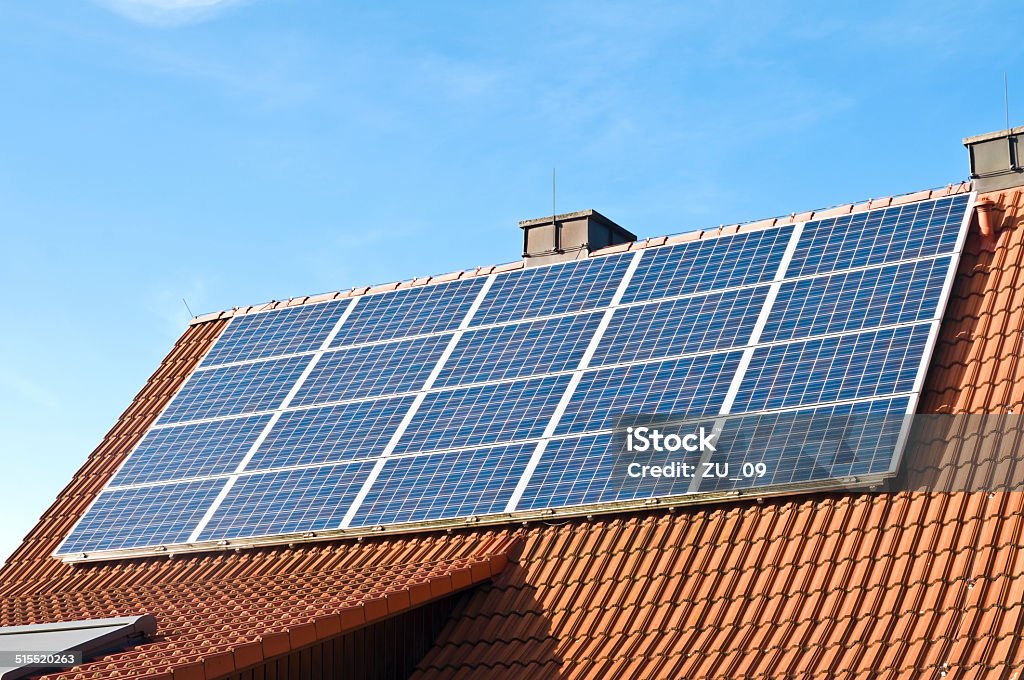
(964, 127, 1024, 192)
(0, 616, 156, 679)
(519, 209, 636, 267)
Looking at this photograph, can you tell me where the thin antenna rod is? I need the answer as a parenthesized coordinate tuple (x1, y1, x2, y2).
(182, 298, 195, 318)
(1005, 72, 1010, 132)
(552, 167, 560, 253)
(552, 167, 556, 221)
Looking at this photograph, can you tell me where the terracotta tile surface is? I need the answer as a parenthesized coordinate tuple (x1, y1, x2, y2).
(0, 184, 1019, 679)
(5, 555, 506, 679)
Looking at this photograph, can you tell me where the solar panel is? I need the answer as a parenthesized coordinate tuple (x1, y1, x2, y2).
(243, 397, 415, 471)
(620, 226, 794, 304)
(196, 462, 376, 541)
(699, 396, 912, 491)
(111, 415, 273, 486)
(349, 443, 534, 528)
(472, 253, 632, 326)
(788, 194, 968, 277)
(731, 324, 931, 412)
(553, 353, 743, 435)
(514, 433, 618, 510)
(759, 257, 951, 343)
(434, 313, 602, 388)
(392, 375, 573, 454)
(591, 286, 769, 366)
(291, 334, 452, 406)
(56, 192, 974, 559)
(59, 479, 224, 554)
(157, 355, 309, 425)
(200, 300, 350, 368)
(329, 278, 485, 347)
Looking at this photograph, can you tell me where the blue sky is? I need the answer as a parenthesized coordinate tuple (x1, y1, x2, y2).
(0, 0, 1021, 564)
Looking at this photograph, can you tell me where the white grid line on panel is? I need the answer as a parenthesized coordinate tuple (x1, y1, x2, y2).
(187, 297, 360, 542)
(721, 222, 807, 413)
(687, 221, 805, 493)
(338, 274, 498, 529)
(505, 249, 644, 512)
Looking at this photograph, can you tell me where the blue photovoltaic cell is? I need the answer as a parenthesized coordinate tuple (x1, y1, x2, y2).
(788, 194, 968, 278)
(760, 257, 950, 344)
(349, 443, 534, 528)
(291, 334, 452, 407)
(434, 313, 601, 388)
(330, 278, 485, 347)
(393, 375, 572, 454)
(201, 300, 349, 368)
(244, 396, 415, 471)
(57, 479, 223, 554)
(591, 286, 769, 368)
(555, 352, 742, 435)
(700, 397, 911, 493)
(732, 323, 931, 412)
(472, 253, 632, 326)
(111, 414, 272, 487)
(158, 355, 309, 425)
(620, 226, 794, 305)
(198, 461, 376, 541)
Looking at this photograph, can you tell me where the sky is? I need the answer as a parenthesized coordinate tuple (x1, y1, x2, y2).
(0, 0, 1022, 565)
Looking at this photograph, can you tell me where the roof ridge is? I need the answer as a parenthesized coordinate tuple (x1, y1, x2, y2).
(190, 181, 973, 325)
(0, 552, 508, 604)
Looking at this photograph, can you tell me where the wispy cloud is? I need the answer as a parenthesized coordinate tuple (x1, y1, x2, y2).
(25, 8, 312, 107)
(92, 0, 250, 28)
(134, 38, 316, 107)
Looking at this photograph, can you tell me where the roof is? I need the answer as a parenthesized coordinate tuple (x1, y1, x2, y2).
(1, 182, 1021, 679)
(0, 616, 155, 680)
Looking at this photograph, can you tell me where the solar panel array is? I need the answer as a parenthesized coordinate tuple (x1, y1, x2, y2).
(57, 193, 973, 557)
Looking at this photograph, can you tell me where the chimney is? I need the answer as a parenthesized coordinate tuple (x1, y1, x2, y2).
(963, 126, 1024, 192)
(519, 209, 637, 266)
